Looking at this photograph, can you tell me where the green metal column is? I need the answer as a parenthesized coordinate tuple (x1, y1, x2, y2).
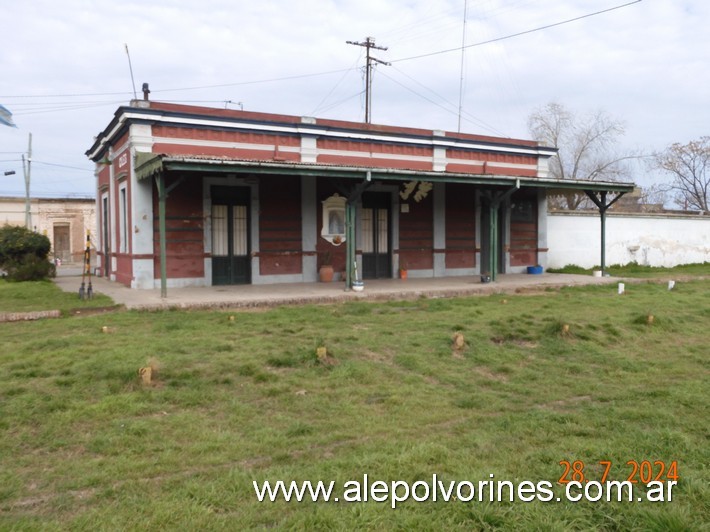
(585, 190, 626, 278)
(600, 191, 607, 276)
(156, 173, 168, 298)
(489, 200, 499, 282)
(345, 201, 356, 289)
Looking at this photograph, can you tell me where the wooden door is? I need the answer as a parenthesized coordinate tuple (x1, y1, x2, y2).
(361, 192, 391, 279)
(53, 224, 71, 262)
(211, 186, 251, 285)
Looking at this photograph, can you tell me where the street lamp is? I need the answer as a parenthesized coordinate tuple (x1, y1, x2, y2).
(3, 170, 15, 176)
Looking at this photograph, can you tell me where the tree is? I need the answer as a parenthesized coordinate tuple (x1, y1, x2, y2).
(653, 137, 709, 212)
(527, 102, 634, 210)
(638, 183, 668, 210)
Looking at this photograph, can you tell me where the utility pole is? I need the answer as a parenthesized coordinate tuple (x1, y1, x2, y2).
(346, 37, 390, 123)
(21, 133, 32, 229)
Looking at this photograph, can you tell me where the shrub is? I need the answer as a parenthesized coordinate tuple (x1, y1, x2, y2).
(0, 225, 55, 281)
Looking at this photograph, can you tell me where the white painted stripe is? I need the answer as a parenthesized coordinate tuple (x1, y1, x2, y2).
(151, 136, 300, 153)
(152, 139, 535, 169)
(447, 158, 538, 171)
(118, 110, 555, 158)
(318, 149, 432, 163)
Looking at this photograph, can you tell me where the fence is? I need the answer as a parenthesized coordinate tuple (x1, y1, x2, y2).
(547, 212, 710, 268)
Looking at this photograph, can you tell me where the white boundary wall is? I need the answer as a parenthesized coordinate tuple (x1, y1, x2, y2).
(547, 212, 710, 268)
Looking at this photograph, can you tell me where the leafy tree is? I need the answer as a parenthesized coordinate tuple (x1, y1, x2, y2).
(653, 137, 709, 211)
(0, 225, 55, 281)
(527, 102, 635, 209)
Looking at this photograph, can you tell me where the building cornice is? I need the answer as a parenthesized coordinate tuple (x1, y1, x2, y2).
(87, 104, 557, 162)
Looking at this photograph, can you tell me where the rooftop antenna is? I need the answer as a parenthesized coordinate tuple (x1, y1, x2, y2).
(457, 0, 468, 132)
(124, 44, 138, 100)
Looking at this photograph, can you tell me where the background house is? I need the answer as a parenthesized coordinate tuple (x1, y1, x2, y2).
(0, 196, 96, 264)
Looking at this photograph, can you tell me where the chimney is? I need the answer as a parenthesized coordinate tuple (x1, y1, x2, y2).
(142, 83, 150, 101)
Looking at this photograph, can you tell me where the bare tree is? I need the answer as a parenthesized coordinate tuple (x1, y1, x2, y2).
(654, 137, 709, 212)
(638, 183, 669, 210)
(527, 102, 634, 209)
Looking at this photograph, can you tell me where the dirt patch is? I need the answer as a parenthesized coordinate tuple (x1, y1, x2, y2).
(490, 336, 538, 348)
(474, 367, 509, 382)
(362, 349, 393, 364)
(513, 339, 538, 348)
(537, 395, 592, 411)
(513, 287, 551, 296)
(68, 305, 124, 317)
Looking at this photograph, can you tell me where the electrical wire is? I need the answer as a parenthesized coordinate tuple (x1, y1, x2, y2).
(386, 65, 508, 136)
(0, 1, 641, 111)
(390, 0, 643, 64)
(33, 161, 94, 172)
(378, 69, 507, 137)
(310, 53, 362, 116)
(12, 101, 127, 116)
(311, 91, 364, 116)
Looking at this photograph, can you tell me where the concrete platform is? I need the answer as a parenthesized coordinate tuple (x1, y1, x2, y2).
(53, 273, 621, 311)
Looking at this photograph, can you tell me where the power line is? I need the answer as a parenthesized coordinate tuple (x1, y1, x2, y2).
(0, 90, 132, 99)
(0, 1, 641, 110)
(33, 161, 94, 172)
(12, 101, 125, 116)
(380, 67, 508, 137)
(0, 69, 356, 100)
(310, 53, 363, 116)
(151, 68, 357, 94)
(313, 91, 364, 116)
(390, 0, 643, 64)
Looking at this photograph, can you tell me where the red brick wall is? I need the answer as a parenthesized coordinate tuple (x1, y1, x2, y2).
(259, 175, 302, 275)
(446, 150, 538, 177)
(509, 191, 538, 266)
(317, 139, 434, 171)
(399, 193, 434, 270)
(153, 177, 205, 279)
(152, 126, 300, 162)
(445, 183, 476, 268)
(113, 255, 133, 286)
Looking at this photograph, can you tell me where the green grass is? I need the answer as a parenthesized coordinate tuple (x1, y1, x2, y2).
(0, 280, 708, 530)
(547, 261, 710, 278)
(0, 279, 115, 314)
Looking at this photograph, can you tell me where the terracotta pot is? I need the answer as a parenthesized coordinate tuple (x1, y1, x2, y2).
(400, 269, 408, 280)
(319, 265, 334, 283)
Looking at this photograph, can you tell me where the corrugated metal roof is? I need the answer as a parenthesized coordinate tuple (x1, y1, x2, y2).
(135, 153, 634, 193)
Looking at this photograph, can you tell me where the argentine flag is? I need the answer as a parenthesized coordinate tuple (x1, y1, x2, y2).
(0, 104, 17, 128)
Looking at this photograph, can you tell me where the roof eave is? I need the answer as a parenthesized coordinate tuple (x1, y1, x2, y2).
(136, 155, 634, 193)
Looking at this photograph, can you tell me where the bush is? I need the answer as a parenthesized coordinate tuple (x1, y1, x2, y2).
(2, 254, 56, 281)
(0, 225, 55, 281)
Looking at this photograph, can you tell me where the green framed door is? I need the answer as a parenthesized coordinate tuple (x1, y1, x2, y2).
(212, 186, 251, 285)
(479, 201, 505, 275)
(361, 192, 392, 279)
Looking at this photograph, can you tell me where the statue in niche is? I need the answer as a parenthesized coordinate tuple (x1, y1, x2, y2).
(321, 193, 347, 245)
(329, 210, 344, 235)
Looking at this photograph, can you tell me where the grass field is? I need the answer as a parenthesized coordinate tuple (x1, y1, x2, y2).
(0, 279, 115, 314)
(546, 261, 710, 278)
(0, 278, 708, 530)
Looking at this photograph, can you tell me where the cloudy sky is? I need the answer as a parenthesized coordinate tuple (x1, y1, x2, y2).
(0, 0, 707, 198)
